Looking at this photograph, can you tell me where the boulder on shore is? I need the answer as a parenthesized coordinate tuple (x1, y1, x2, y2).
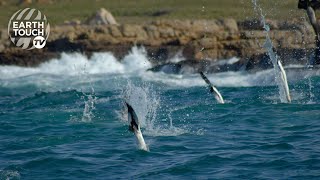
(85, 8, 118, 25)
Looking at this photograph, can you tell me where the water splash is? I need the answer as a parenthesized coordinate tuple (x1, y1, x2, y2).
(252, 0, 291, 103)
(121, 81, 186, 136)
(307, 77, 315, 104)
(81, 91, 97, 122)
(168, 50, 185, 63)
(0, 170, 20, 180)
(122, 81, 159, 129)
(168, 109, 174, 128)
(122, 46, 152, 71)
(165, 108, 189, 136)
(78, 60, 98, 122)
(69, 60, 98, 123)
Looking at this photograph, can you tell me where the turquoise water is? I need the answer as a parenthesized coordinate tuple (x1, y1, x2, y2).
(1, 52, 320, 179)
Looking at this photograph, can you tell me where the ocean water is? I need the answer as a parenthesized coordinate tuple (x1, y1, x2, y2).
(1, 47, 320, 179)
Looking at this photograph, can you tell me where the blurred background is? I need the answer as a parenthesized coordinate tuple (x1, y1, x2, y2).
(0, 0, 303, 27)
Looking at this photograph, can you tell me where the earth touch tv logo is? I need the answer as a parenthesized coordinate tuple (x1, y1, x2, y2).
(8, 8, 50, 50)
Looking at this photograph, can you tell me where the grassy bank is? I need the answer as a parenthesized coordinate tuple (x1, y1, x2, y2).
(0, 0, 305, 27)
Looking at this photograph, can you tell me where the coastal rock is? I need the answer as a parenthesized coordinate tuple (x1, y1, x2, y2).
(159, 27, 175, 38)
(0, 44, 4, 52)
(85, 8, 118, 25)
(36, 0, 52, 4)
(144, 25, 160, 39)
(63, 20, 81, 26)
(0, 0, 6, 6)
(220, 18, 239, 32)
(199, 37, 218, 49)
(108, 25, 122, 37)
(0, 18, 316, 72)
(19, 0, 32, 4)
(238, 19, 278, 30)
(121, 24, 147, 38)
(241, 30, 265, 39)
(191, 20, 220, 33)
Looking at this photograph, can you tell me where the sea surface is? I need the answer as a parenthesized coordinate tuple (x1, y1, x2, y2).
(1, 47, 320, 179)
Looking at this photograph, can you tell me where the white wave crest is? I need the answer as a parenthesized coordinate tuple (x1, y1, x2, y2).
(0, 46, 319, 90)
(0, 46, 151, 80)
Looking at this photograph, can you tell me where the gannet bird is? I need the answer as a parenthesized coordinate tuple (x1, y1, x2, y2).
(200, 72, 225, 104)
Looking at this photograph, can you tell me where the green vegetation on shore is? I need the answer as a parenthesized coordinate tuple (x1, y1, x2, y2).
(0, 0, 305, 27)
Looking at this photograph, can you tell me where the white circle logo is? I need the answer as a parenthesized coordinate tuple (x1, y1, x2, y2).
(33, 36, 46, 49)
(7, 8, 50, 50)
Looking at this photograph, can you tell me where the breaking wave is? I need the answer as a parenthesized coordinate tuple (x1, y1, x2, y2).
(0, 46, 319, 91)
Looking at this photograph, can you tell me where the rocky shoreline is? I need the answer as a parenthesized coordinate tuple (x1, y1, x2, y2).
(0, 12, 317, 73)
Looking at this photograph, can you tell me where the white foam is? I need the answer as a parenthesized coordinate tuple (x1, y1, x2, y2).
(142, 69, 277, 88)
(122, 46, 152, 71)
(0, 46, 319, 90)
(213, 57, 240, 66)
(168, 51, 185, 63)
(0, 46, 150, 80)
